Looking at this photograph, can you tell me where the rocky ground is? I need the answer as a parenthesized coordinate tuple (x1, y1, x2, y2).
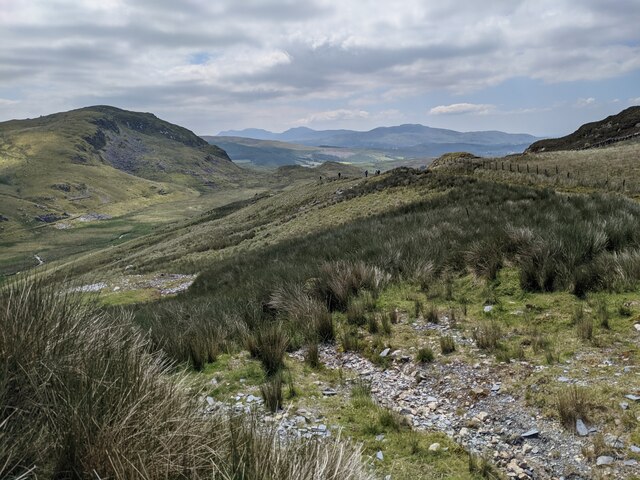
(305, 314, 640, 480)
(70, 273, 196, 296)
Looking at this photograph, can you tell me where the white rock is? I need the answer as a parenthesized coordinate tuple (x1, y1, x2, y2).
(428, 443, 441, 452)
(376, 450, 384, 461)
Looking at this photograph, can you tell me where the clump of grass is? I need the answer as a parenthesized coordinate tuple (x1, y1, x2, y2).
(473, 322, 502, 351)
(347, 297, 368, 326)
(378, 408, 402, 432)
(440, 335, 456, 355)
(576, 315, 594, 342)
(468, 454, 500, 479)
(367, 314, 379, 334)
(544, 346, 559, 364)
(530, 328, 549, 354)
(556, 386, 590, 432)
(341, 327, 361, 352)
(595, 298, 609, 329)
(571, 304, 585, 325)
(315, 261, 388, 311)
(261, 374, 283, 412)
(414, 299, 423, 319)
(305, 343, 321, 369)
(618, 302, 632, 316)
(495, 343, 525, 363)
(248, 322, 289, 376)
(388, 308, 399, 324)
(425, 304, 439, 324)
(416, 347, 434, 363)
(380, 314, 392, 336)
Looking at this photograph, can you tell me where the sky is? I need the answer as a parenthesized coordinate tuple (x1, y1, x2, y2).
(0, 0, 639, 137)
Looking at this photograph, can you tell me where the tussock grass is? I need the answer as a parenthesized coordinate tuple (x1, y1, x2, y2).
(473, 322, 502, 351)
(556, 386, 590, 432)
(0, 279, 373, 479)
(416, 346, 435, 363)
(260, 373, 283, 412)
(440, 335, 456, 355)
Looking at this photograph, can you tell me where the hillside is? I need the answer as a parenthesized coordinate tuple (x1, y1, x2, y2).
(527, 106, 640, 152)
(0, 106, 259, 273)
(215, 124, 538, 158)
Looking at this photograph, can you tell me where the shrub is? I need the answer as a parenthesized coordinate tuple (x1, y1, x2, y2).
(416, 347, 434, 363)
(473, 322, 502, 351)
(388, 308, 400, 324)
(260, 374, 283, 412)
(556, 386, 590, 432)
(440, 335, 456, 355)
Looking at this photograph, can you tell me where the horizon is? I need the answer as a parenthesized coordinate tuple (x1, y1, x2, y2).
(1, 1, 639, 137)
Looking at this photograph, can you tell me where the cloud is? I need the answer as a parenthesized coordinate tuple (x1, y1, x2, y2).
(297, 109, 370, 125)
(629, 97, 640, 105)
(0, 98, 19, 106)
(0, 0, 639, 133)
(575, 97, 596, 107)
(429, 103, 495, 115)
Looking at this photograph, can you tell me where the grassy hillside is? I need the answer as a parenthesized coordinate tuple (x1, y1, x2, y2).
(527, 106, 640, 152)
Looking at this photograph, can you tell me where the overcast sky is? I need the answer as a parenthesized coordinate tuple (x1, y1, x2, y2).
(1, 0, 639, 136)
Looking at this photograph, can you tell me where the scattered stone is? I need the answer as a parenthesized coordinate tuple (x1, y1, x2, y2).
(206, 396, 214, 406)
(428, 443, 441, 452)
(491, 383, 501, 392)
(322, 388, 337, 397)
(376, 451, 384, 461)
(521, 429, 539, 439)
(471, 386, 486, 396)
(557, 376, 570, 383)
(0, 214, 9, 222)
(380, 348, 391, 357)
(634, 324, 640, 332)
(625, 394, 640, 402)
(375, 434, 385, 441)
(624, 460, 638, 467)
(620, 402, 630, 410)
(483, 305, 494, 313)
(630, 445, 640, 453)
(596, 456, 614, 466)
(576, 419, 589, 437)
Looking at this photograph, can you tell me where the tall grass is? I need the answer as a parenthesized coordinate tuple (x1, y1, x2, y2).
(0, 279, 373, 479)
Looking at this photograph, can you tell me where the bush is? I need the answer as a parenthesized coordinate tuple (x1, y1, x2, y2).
(367, 314, 379, 334)
(260, 374, 283, 412)
(416, 347, 434, 363)
(556, 386, 590, 432)
(440, 335, 456, 355)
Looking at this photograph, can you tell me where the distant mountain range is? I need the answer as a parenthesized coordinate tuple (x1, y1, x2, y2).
(212, 124, 540, 164)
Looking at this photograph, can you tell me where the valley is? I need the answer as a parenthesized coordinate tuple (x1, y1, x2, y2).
(2, 106, 640, 480)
